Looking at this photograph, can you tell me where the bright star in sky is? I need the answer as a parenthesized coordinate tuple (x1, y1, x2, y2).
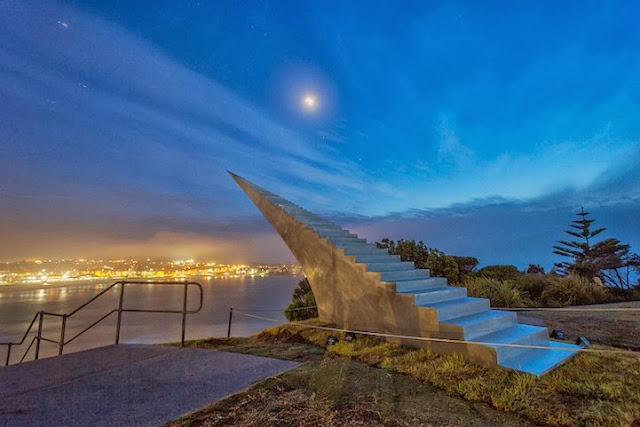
(302, 93, 318, 111)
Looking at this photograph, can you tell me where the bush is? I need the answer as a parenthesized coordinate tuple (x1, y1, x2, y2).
(539, 276, 610, 307)
(462, 274, 621, 307)
(462, 277, 533, 307)
(477, 265, 521, 281)
(512, 273, 553, 302)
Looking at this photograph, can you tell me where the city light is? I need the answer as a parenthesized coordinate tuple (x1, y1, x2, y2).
(0, 259, 302, 285)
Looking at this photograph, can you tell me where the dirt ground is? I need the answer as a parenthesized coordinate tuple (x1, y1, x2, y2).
(519, 300, 640, 350)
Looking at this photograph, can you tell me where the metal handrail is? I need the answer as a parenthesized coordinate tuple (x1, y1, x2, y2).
(1, 280, 203, 366)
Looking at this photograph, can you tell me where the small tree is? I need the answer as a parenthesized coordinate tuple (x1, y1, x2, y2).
(553, 208, 639, 289)
(284, 278, 318, 321)
(526, 264, 546, 275)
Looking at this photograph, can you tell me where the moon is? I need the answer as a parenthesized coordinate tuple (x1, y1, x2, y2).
(302, 93, 318, 111)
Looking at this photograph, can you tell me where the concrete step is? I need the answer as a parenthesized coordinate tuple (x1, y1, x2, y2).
(330, 237, 368, 245)
(284, 209, 322, 219)
(267, 196, 293, 205)
(301, 220, 336, 228)
(268, 199, 298, 209)
(411, 286, 467, 305)
(426, 297, 491, 322)
(289, 208, 324, 220)
(311, 225, 348, 232)
(342, 245, 389, 256)
(380, 268, 431, 282)
(306, 226, 344, 234)
(314, 229, 354, 238)
(471, 324, 549, 364)
(499, 341, 580, 376)
(393, 277, 445, 292)
(353, 253, 401, 263)
(292, 214, 327, 223)
(366, 261, 415, 272)
(444, 309, 517, 340)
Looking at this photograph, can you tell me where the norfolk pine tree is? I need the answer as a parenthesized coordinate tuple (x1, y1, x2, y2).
(553, 208, 639, 289)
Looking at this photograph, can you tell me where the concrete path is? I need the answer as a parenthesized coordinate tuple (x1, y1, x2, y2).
(0, 344, 299, 426)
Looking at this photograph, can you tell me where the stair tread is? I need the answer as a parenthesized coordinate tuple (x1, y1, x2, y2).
(499, 341, 580, 376)
(354, 253, 400, 261)
(443, 308, 510, 326)
(398, 286, 454, 295)
(367, 260, 412, 265)
(366, 263, 415, 272)
(425, 297, 487, 310)
(380, 271, 433, 282)
(387, 274, 435, 283)
(471, 324, 548, 344)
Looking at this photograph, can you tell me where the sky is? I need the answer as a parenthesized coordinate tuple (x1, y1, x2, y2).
(1, 0, 639, 268)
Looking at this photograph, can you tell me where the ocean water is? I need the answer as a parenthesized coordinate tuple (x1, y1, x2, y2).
(0, 275, 301, 364)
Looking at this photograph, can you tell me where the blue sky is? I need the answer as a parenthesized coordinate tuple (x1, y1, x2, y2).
(1, 0, 639, 268)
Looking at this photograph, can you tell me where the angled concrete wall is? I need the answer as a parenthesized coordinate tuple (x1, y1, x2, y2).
(230, 173, 437, 332)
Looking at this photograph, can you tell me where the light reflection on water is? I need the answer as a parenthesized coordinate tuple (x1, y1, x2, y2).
(0, 275, 300, 364)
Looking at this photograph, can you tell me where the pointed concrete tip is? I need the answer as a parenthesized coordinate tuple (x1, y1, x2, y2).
(227, 171, 258, 196)
(227, 170, 245, 186)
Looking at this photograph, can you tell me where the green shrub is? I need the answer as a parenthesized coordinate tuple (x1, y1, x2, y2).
(512, 273, 554, 302)
(462, 274, 620, 307)
(477, 265, 521, 281)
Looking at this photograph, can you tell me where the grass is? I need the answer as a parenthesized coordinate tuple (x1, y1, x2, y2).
(168, 319, 640, 426)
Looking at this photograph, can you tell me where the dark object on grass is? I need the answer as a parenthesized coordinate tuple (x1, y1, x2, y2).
(550, 329, 565, 340)
(345, 332, 356, 342)
(326, 336, 338, 346)
(576, 336, 591, 348)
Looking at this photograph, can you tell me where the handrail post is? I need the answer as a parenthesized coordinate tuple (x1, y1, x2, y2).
(115, 282, 125, 345)
(35, 311, 44, 360)
(227, 307, 233, 338)
(59, 315, 67, 356)
(180, 282, 188, 347)
(5, 343, 11, 366)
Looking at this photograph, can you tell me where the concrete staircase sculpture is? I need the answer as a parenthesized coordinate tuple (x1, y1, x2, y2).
(229, 172, 580, 376)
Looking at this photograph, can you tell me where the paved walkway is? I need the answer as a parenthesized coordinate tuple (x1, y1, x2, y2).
(0, 344, 299, 426)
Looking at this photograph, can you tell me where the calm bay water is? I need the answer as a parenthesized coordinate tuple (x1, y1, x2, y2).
(0, 275, 300, 364)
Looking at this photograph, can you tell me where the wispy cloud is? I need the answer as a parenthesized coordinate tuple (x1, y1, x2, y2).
(0, 0, 372, 215)
(436, 116, 474, 173)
